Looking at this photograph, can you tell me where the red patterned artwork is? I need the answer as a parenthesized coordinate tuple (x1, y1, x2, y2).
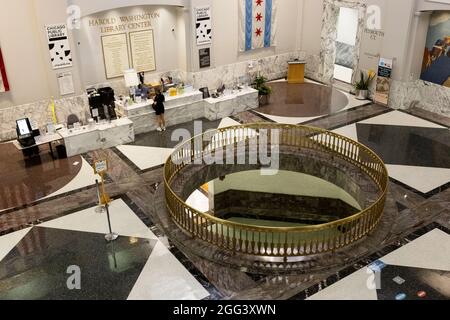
(0, 47, 9, 92)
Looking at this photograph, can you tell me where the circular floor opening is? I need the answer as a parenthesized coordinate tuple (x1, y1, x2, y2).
(163, 124, 388, 271)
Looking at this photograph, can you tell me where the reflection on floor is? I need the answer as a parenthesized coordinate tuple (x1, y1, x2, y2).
(42, 157, 100, 199)
(0, 199, 209, 300)
(0, 142, 84, 211)
(333, 110, 450, 195)
(308, 228, 450, 300)
(254, 79, 370, 124)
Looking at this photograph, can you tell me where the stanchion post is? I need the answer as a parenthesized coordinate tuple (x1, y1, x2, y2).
(93, 159, 117, 242)
(94, 179, 105, 213)
(104, 203, 118, 242)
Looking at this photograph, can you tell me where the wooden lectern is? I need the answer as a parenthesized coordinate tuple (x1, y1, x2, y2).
(287, 61, 306, 84)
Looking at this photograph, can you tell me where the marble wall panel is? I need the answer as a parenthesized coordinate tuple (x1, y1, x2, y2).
(0, 95, 89, 142)
(191, 52, 303, 91)
(389, 79, 450, 116)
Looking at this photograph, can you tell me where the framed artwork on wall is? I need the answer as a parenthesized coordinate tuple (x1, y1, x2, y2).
(421, 11, 450, 87)
(0, 47, 10, 92)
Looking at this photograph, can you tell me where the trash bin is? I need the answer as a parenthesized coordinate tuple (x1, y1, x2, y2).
(56, 144, 67, 159)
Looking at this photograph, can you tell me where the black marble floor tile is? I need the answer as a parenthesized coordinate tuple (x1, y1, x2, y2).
(376, 264, 450, 300)
(356, 123, 450, 168)
(288, 223, 450, 300)
(0, 227, 156, 300)
(132, 118, 222, 149)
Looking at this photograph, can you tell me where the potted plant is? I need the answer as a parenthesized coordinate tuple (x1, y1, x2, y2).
(253, 75, 272, 106)
(354, 70, 376, 100)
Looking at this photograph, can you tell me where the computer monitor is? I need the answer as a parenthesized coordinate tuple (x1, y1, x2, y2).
(16, 118, 32, 138)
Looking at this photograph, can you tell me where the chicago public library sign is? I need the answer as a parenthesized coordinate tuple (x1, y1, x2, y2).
(88, 11, 160, 33)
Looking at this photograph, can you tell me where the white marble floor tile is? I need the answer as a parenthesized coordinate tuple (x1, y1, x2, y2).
(186, 190, 209, 213)
(42, 157, 100, 199)
(254, 112, 321, 125)
(116, 145, 174, 171)
(218, 117, 240, 129)
(127, 241, 210, 300)
(0, 228, 32, 262)
(39, 199, 157, 240)
(360, 110, 445, 129)
(309, 229, 450, 300)
(382, 229, 450, 271)
(308, 268, 378, 300)
(333, 123, 358, 140)
(386, 165, 450, 194)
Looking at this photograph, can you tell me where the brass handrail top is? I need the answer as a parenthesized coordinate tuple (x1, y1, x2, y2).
(164, 123, 388, 233)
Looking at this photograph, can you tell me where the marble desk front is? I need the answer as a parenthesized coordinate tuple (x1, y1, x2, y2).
(58, 118, 134, 157)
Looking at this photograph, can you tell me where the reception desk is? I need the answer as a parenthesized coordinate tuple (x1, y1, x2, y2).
(58, 118, 134, 157)
(116, 90, 205, 135)
(287, 61, 306, 84)
(116, 87, 259, 134)
(204, 87, 259, 121)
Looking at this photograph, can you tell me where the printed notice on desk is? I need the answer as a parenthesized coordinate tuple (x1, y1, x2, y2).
(57, 71, 75, 96)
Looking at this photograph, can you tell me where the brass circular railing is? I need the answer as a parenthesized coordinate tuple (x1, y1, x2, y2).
(164, 124, 388, 258)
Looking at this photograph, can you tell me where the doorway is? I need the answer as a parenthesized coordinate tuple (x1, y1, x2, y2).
(334, 7, 359, 84)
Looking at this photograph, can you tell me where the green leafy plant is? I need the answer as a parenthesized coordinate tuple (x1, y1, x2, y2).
(354, 70, 376, 90)
(253, 75, 272, 96)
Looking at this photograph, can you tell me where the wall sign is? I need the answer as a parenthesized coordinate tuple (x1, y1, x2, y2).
(0, 47, 9, 92)
(199, 48, 211, 68)
(46, 24, 73, 69)
(57, 71, 75, 96)
(195, 6, 212, 46)
(374, 57, 393, 106)
(129, 29, 156, 73)
(101, 33, 130, 79)
(94, 159, 108, 175)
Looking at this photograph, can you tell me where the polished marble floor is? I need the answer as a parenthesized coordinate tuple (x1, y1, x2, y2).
(333, 110, 450, 195)
(307, 226, 450, 300)
(0, 142, 97, 211)
(253, 79, 371, 125)
(0, 199, 209, 300)
(0, 87, 449, 300)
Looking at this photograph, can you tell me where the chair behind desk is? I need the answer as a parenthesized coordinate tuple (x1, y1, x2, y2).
(67, 114, 80, 128)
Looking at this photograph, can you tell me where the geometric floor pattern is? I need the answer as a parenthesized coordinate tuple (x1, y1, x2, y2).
(308, 228, 450, 300)
(334, 111, 450, 195)
(116, 117, 240, 172)
(0, 199, 209, 300)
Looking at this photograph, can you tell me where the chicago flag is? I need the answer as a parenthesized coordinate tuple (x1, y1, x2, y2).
(239, 0, 277, 51)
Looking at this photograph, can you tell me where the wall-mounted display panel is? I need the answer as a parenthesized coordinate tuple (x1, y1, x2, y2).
(421, 11, 450, 87)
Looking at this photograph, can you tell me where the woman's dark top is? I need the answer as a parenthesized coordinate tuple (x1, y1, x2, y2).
(154, 93, 165, 115)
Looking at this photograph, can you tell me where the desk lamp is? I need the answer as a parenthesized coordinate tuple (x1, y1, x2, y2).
(124, 69, 139, 102)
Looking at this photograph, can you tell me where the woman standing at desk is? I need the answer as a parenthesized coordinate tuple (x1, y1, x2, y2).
(153, 89, 166, 132)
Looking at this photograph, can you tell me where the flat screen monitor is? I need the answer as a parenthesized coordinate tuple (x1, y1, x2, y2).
(16, 118, 32, 137)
